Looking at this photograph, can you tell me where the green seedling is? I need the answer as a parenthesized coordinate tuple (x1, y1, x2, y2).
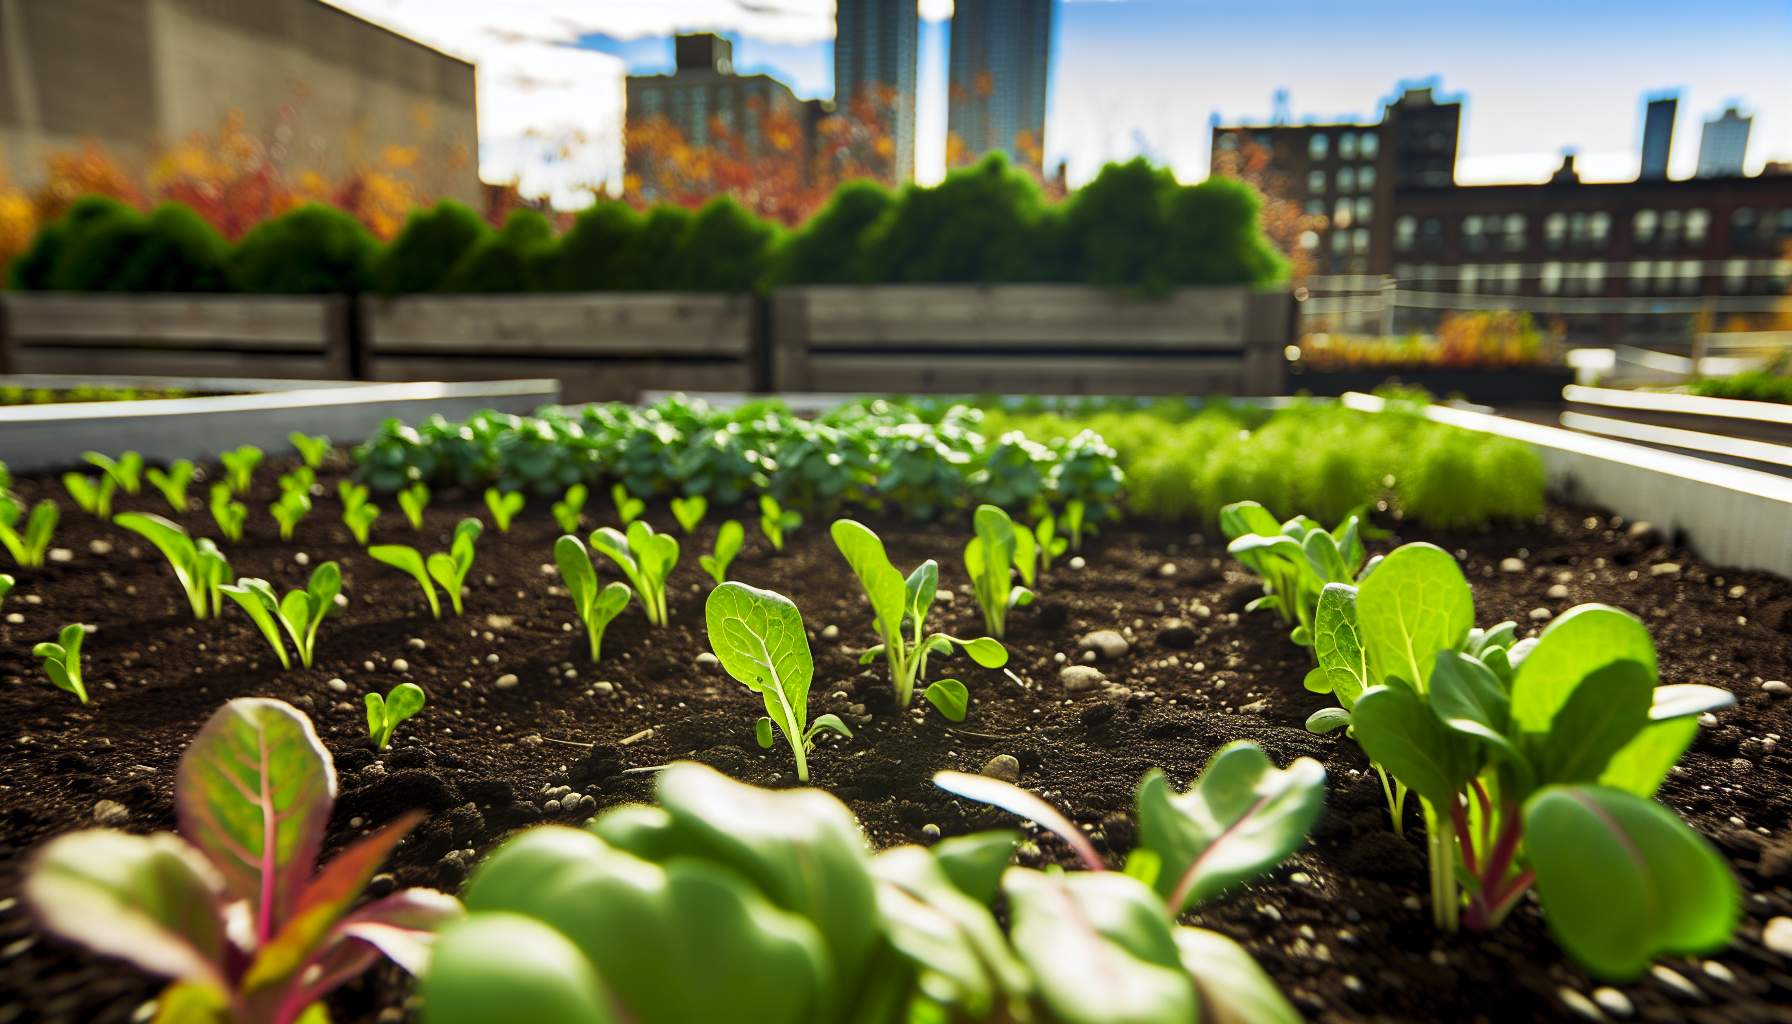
(219, 444, 262, 495)
(1064, 498, 1087, 552)
(833, 518, 1007, 719)
(706, 582, 851, 782)
(1011, 517, 1039, 589)
(554, 536, 634, 662)
(551, 482, 587, 533)
(759, 494, 801, 553)
(483, 488, 524, 533)
(220, 562, 341, 670)
(671, 495, 707, 534)
(208, 483, 246, 543)
(83, 450, 142, 494)
(33, 624, 88, 704)
(366, 682, 426, 751)
(370, 518, 481, 619)
(699, 519, 744, 585)
(61, 471, 115, 519)
(399, 482, 431, 531)
(278, 466, 316, 497)
(340, 482, 380, 545)
(611, 482, 644, 526)
(1222, 500, 1368, 649)
(0, 573, 12, 609)
(145, 459, 196, 512)
(1034, 512, 1068, 574)
(22, 698, 461, 1023)
(0, 496, 57, 567)
(270, 489, 311, 541)
(590, 519, 679, 627)
(289, 432, 331, 469)
(114, 513, 233, 620)
(964, 504, 1034, 639)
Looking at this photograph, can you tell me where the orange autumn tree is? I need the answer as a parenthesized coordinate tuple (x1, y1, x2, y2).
(1210, 137, 1324, 282)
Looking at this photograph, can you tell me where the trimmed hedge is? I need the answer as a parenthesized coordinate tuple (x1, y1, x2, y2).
(9, 154, 1289, 295)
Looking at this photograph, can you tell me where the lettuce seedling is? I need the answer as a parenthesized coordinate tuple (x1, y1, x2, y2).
(759, 494, 801, 553)
(23, 697, 461, 1024)
(1063, 498, 1087, 552)
(0, 495, 57, 567)
(146, 459, 197, 513)
(270, 490, 311, 541)
(483, 488, 523, 533)
(670, 495, 707, 534)
(278, 466, 316, 497)
(33, 624, 89, 704)
(554, 536, 634, 662)
(706, 582, 850, 781)
(209, 483, 246, 542)
(289, 432, 331, 469)
(591, 519, 678, 627)
(833, 518, 1007, 719)
(1034, 512, 1068, 574)
(84, 450, 143, 494)
(0, 573, 13, 609)
(699, 518, 744, 585)
(115, 513, 233, 620)
(339, 482, 379, 545)
(1222, 500, 1367, 649)
(220, 444, 263, 495)
(61, 470, 115, 519)
(221, 562, 341, 670)
(399, 482, 431, 531)
(427, 518, 482, 615)
(551, 482, 587, 533)
(369, 544, 438, 617)
(366, 682, 426, 751)
(611, 482, 644, 526)
(964, 504, 1033, 639)
(1319, 542, 1740, 977)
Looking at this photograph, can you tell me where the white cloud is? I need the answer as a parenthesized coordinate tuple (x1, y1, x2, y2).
(1455, 150, 1641, 186)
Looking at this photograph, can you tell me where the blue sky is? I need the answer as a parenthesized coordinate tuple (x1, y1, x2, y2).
(329, 0, 1792, 201)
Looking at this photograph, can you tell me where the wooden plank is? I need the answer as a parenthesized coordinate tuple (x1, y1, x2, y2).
(11, 348, 342, 380)
(801, 353, 1246, 396)
(3, 294, 334, 348)
(364, 293, 754, 357)
(363, 355, 753, 404)
(780, 285, 1252, 347)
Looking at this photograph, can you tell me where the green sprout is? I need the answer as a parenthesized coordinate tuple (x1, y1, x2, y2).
(399, 482, 431, 531)
(611, 482, 644, 526)
(83, 450, 142, 495)
(370, 518, 481, 618)
(671, 495, 707, 534)
(289, 432, 331, 469)
(554, 536, 634, 663)
(705, 582, 850, 782)
(964, 505, 1034, 639)
(590, 519, 678, 628)
(759, 494, 801, 553)
(208, 483, 246, 543)
(366, 682, 426, 751)
(699, 519, 744, 585)
(61, 471, 115, 519)
(270, 489, 312, 541)
(220, 562, 341, 670)
(339, 481, 380, 545)
(0, 496, 57, 567)
(114, 513, 232, 619)
(484, 487, 524, 533)
(145, 459, 196, 513)
(219, 444, 263, 495)
(551, 483, 587, 533)
(33, 624, 89, 704)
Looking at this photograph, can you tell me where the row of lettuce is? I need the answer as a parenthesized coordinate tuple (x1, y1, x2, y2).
(8, 155, 1287, 296)
(354, 393, 1545, 532)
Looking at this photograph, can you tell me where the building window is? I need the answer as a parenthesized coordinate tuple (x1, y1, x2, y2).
(1463, 215, 1486, 253)
(1678, 260, 1702, 294)
(1630, 261, 1653, 294)
(1585, 261, 1606, 293)
(1779, 210, 1792, 237)
(1333, 198, 1353, 229)
(1337, 167, 1354, 193)
(1732, 207, 1758, 241)
(1724, 258, 1748, 293)
(1686, 208, 1710, 245)
(1354, 228, 1370, 253)
(1305, 199, 1326, 217)
(1504, 214, 1525, 251)
(1394, 215, 1417, 252)
(1358, 165, 1376, 191)
(1217, 132, 1238, 152)
(1589, 211, 1611, 245)
(1420, 217, 1443, 253)
(1355, 197, 1373, 224)
(1542, 261, 1564, 295)
(1339, 132, 1358, 160)
(1461, 265, 1480, 294)
(1309, 133, 1329, 160)
(1633, 209, 1658, 245)
(1545, 213, 1567, 249)
(1299, 230, 1319, 250)
(1661, 209, 1683, 247)
(1361, 133, 1380, 159)
(1331, 231, 1348, 253)
(1307, 170, 1326, 194)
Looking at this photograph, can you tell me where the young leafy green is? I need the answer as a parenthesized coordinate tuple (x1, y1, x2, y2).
(1063, 498, 1087, 552)
(1222, 500, 1367, 649)
(61, 470, 115, 519)
(289, 432, 331, 469)
(114, 513, 232, 620)
(207, 483, 246, 543)
(706, 582, 850, 781)
(219, 444, 263, 495)
(33, 623, 89, 704)
(611, 482, 644, 526)
(1034, 512, 1068, 574)
(554, 535, 634, 662)
(484, 487, 524, 533)
(429, 519, 483, 615)
(551, 482, 587, 533)
(369, 544, 440, 619)
(832, 518, 1007, 719)
(221, 562, 341, 670)
(339, 481, 380, 545)
(145, 459, 196, 513)
(759, 494, 801, 553)
(278, 465, 316, 496)
(591, 520, 679, 628)
(399, 482, 431, 531)
(964, 505, 1034, 639)
(83, 450, 143, 494)
(699, 519, 744, 585)
(366, 682, 427, 751)
(670, 495, 707, 534)
(22, 698, 461, 1022)
(270, 489, 311, 541)
(0, 495, 57, 567)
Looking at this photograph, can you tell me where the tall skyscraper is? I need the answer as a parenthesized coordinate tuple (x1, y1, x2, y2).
(1640, 94, 1676, 180)
(834, 0, 919, 182)
(1697, 106, 1753, 178)
(947, 0, 1055, 173)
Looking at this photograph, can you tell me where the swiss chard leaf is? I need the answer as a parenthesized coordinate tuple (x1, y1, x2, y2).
(1350, 683, 1473, 808)
(705, 582, 818, 780)
(1355, 542, 1473, 691)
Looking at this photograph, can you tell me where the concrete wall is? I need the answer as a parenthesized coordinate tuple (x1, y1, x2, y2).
(0, 0, 478, 204)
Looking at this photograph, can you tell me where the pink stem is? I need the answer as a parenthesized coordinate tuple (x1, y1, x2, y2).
(1450, 799, 1479, 877)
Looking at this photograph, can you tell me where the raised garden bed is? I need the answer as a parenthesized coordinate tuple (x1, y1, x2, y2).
(1289, 365, 1576, 406)
(1, 443, 1788, 1023)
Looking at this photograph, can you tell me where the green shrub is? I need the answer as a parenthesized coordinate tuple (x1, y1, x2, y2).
(1164, 177, 1290, 285)
(373, 201, 489, 294)
(610, 204, 694, 291)
(1062, 158, 1177, 291)
(228, 203, 378, 294)
(438, 208, 554, 293)
(670, 196, 781, 291)
(114, 204, 231, 292)
(770, 179, 894, 285)
(540, 201, 640, 291)
(39, 196, 142, 292)
(860, 153, 1059, 284)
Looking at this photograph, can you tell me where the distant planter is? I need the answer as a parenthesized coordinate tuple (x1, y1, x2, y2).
(1289, 365, 1575, 406)
(360, 293, 760, 403)
(770, 285, 1293, 396)
(0, 293, 351, 379)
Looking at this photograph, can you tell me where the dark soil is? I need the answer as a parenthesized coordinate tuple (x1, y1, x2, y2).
(1, 456, 1789, 1024)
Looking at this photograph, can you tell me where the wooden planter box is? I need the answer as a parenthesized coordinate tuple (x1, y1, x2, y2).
(360, 293, 761, 403)
(770, 285, 1292, 396)
(1288, 365, 1575, 406)
(0, 293, 351, 379)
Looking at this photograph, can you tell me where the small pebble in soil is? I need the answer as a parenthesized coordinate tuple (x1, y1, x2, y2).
(1547, 584, 1570, 599)
(1591, 987, 1633, 1018)
(5, 613, 22, 624)
(392, 658, 410, 673)
(1650, 562, 1682, 576)
(1763, 680, 1789, 695)
(981, 754, 1021, 783)
(294, 552, 310, 566)
(1648, 965, 1703, 1001)
(89, 539, 112, 556)
(1069, 556, 1086, 570)
(48, 548, 73, 563)
(1078, 629, 1130, 660)
(696, 653, 720, 672)
(821, 625, 840, 640)
(921, 824, 941, 839)
(1500, 557, 1525, 573)
(1701, 961, 1735, 984)
(495, 673, 519, 689)
(594, 681, 614, 696)
(327, 678, 348, 693)
(1060, 665, 1106, 692)
(1529, 607, 1552, 621)
(92, 799, 129, 825)
(1762, 916, 1792, 957)
(1557, 987, 1602, 1021)
(407, 637, 426, 650)
(1157, 562, 1177, 578)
